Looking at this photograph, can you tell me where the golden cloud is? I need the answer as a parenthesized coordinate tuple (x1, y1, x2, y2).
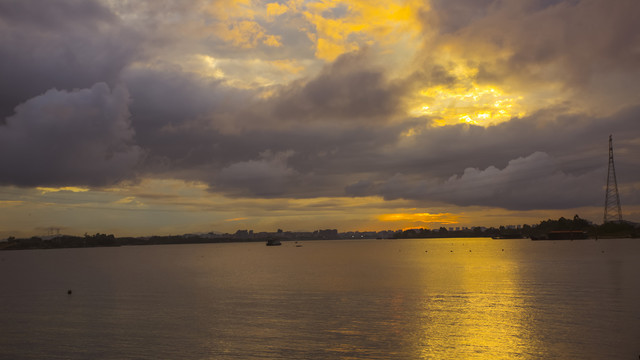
(36, 187, 90, 194)
(378, 212, 460, 225)
(302, 0, 424, 60)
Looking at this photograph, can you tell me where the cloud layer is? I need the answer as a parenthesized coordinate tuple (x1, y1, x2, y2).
(0, 83, 142, 187)
(1, 0, 639, 219)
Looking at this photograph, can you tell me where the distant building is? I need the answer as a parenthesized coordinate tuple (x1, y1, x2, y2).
(234, 230, 251, 238)
(314, 229, 338, 239)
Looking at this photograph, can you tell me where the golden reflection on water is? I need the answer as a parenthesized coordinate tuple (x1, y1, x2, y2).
(414, 241, 535, 359)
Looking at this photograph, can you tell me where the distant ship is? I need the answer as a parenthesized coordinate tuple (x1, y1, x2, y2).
(266, 238, 282, 246)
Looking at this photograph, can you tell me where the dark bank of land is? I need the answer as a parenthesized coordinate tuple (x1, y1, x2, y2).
(0, 229, 371, 251)
(0, 233, 269, 251)
(1, 215, 639, 251)
(394, 215, 640, 240)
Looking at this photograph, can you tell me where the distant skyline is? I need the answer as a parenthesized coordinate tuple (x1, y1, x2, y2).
(1, 0, 639, 238)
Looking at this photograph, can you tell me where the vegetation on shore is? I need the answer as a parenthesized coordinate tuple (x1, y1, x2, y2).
(394, 215, 639, 239)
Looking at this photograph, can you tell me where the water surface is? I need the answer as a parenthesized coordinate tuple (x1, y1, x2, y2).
(1, 238, 639, 359)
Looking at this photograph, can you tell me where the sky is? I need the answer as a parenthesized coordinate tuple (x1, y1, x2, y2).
(1, 0, 639, 238)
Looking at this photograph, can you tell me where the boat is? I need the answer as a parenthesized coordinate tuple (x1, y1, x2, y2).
(266, 238, 282, 246)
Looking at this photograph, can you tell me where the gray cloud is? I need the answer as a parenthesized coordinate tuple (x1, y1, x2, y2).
(343, 105, 640, 209)
(373, 152, 603, 210)
(271, 50, 401, 123)
(427, 0, 496, 35)
(0, 83, 142, 187)
(116, 53, 639, 210)
(214, 150, 299, 197)
(112, 51, 407, 193)
(425, 0, 640, 96)
(0, 0, 140, 121)
(0, 0, 638, 216)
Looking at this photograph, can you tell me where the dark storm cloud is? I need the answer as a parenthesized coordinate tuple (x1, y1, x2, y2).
(427, 0, 496, 34)
(429, 0, 578, 35)
(120, 61, 403, 197)
(0, 0, 139, 121)
(143, 75, 638, 209)
(375, 152, 603, 210)
(0, 0, 114, 30)
(271, 51, 401, 123)
(114, 49, 638, 210)
(213, 150, 299, 197)
(426, 0, 640, 89)
(0, 83, 142, 187)
(110, 51, 406, 198)
(500, 0, 640, 87)
(344, 105, 640, 209)
(199, 123, 405, 198)
(121, 66, 255, 170)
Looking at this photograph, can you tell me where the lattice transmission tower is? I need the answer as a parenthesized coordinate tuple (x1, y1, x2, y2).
(604, 135, 622, 223)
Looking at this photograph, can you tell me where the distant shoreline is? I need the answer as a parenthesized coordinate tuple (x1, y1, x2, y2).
(1, 233, 637, 251)
(3, 215, 638, 251)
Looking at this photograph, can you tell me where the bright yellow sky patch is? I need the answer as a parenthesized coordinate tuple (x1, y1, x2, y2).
(308, 0, 422, 60)
(379, 212, 460, 227)
(214, 20, 282, 48)
(267, 2, 289, 18)
(190, 55, 226, 79)
(258, 0, 424, 61)
(173, 0, 425, 89)
(201, 1, 283, 49)
(36, 187, 90, 194)
(409, 83, 525, 127)
(194, 0, 526, 129)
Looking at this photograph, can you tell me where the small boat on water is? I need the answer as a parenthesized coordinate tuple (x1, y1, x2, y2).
(266, 238, 282, 246)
